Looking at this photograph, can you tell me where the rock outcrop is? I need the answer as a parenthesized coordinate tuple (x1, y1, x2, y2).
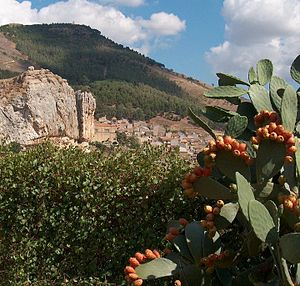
(0, 67, 96, 144)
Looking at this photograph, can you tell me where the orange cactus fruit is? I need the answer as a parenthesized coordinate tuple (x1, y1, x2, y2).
(287, 146, 297, 154)
(238, 142, 247, 152)
(129, 273, 139, 280)
(125, 266, 136, 274)
(223, 136, 233, 145)
(286, 136, 296, 146)
(186, 173, 198, 184)
(169, 227, 180, 236)
(230, 140, 239, 150)
(129, 257, 140, 268)
(174, 280, 182, 286)
(284, 199, 294, 210)
(268, 122, 277, 132)
(269, 132, 278, 141)
(194, 166, 203, 177)
(179, 218, 189, 226)
(275, 125, 285, 135)
(276, 135, 285, 143)
(251, 136, 259, 145)
(135, 252, 146, 263)
(216, 140, 225, 150)
(203, 168, 212, 177)
(133, 279, 143, 286)
(181, 179, 192, 190)
(233, 149, 240, 157)
(200, 257, 210, 265)
(204, 205, 213, 214)
(145, 249, 157, 260)
(284, 155, 294, 164)
(216, 200, 224, 208)
(224, 143, 232, 151)
(282, 131, 293, 141)
(289, 195, 297, 204)
(206, 214, 215, 223)
(184, 188, 196, 198)
(165, 233, 176, 241)
(213, 207, 220, 215)
(153, 249, 161, 258)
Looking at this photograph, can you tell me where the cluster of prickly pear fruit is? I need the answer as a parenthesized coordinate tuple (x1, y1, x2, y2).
(181, 166, 211, 198)
(165, 218, 188, 241)
(200, 200, 224, 238)
(200, 250, 230, 274)
(251, 110, 297, 163)
(278, 192, 299, 215)
(203, 136, 253, 166)
(125, 249, 161, 285)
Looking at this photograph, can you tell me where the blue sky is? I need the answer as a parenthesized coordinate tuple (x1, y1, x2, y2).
(1, 0, 300, 85)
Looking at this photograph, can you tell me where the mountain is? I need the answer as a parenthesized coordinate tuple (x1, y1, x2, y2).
(0, 23, 229, 121)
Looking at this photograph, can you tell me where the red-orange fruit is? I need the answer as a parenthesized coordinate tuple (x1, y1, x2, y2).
(165, 233, 176, 241)
(206, 213, 214, 221)
(286, 136, 296, 146)
(213, 207, 220, 215)
(129, 273, 139, 280)
(174, 280, 182, 286)
(269, 132, 277, 141)
(145, 249, 157, 260)
(245, 157, 254, 166)
(224, 143, 232, 151)
(181, 179, 192, 190)
(285, 155, 293, 164)
(216, 200, 224, 208)
(233, 149, 240, 157)
(208, 253, 218, 262)
(282, 131, 293, 141)
(251, 136, 260, 144)
(133, 279, 143, 286)
(209, 153, 217, 160)
(169, 227, 180, 236)
(187, 173, 198, 183)
(200, 257, 210, 265)
(269, 111, 278, 122)
(275, 125, 285, 135)
(223, 136, 233, 145)
(287, 146, 297, 154)
(129, 257, 140, 268)
(262, 128, 269, 138)
(276, 135, 285, 143)
(153, 249, 161, 258)
(204, 205, 213, 214)
(203, 168, 212, 177)
(284, 199, 294, 210)
(125, 266, 136, 274)
(179, 218, 189, 226)
(268, 122, 277, 132)
(135, 252, 146, 263)
(230, 140, 239, 150)
(278, 175, 286, 186)
(238, 143, 247, 152)
(184, 188, 195, 198)
(194, 166, 203, 177)
(200, 220, 207, 228)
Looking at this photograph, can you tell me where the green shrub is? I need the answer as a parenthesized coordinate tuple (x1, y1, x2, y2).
(0, 143, 202, 285)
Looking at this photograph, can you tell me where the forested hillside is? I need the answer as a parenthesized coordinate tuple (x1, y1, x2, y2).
(0, 23, 210, 120)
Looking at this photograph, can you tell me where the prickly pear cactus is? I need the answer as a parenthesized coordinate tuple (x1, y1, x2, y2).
(124, 55, 300, 286)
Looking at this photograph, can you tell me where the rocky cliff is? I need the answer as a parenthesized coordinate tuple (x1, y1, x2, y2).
(0, 67, 96, 144)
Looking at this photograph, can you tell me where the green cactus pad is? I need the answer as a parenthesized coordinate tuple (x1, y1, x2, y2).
(280, 233, 300, 264)
(216, 72, 250, 86)
(216, 268, 233, 285)
(256, 59, 273, 86)
(291, 55, 300, 84)
(236, 102, 257, 131)
(270, 75, 287, 111)
(248, 84, 273, 112)
(254, 182, 281, 201)
(295, 140, 300, 181)
(246, 230, 263, 257)
(236, 172, 255, 221)
(248, 199, 278, 244)
(216, 150, 251, 181)
(225, 114, 248, 138)
(188, 108, 216, 140)
(185, 221, 205, 263)
(256, 140, 286, 183)
(282, 209, 300, 230)
(248, 66, 258, 84)
(201, 106, 237, 123)
(281, 85, 298, 132)
(172, 234, 194, 263)
(214, 202, 239, 230)
(180, 265, 207, 286)
(202, 231, 221, 257)
(192, 176, 234, 200)
(135, 257, 178, 280)
(264, 200, 280, 231)
(204, 86, 247, 98)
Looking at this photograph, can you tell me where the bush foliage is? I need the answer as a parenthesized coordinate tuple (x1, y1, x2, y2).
(0, 143, 203, 285)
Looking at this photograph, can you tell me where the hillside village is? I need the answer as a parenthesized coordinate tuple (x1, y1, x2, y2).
(93, 116, 214, 159)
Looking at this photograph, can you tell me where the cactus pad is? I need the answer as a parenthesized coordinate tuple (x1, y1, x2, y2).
(280, 233, 300, 264)
(225, 114, 248, 138)
(248, 84, 273, 112)
(257, 59, 273, 86)
(204, 86, 247, 98)
(281, 85, 298, 132)
(291, 55, 300, 84)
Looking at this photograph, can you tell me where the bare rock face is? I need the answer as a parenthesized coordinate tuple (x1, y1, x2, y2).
(0, 68, 96, 144)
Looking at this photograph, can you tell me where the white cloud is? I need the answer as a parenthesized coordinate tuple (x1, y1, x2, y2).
(206, 0, 300, 81)
(0, 0, 185, 54)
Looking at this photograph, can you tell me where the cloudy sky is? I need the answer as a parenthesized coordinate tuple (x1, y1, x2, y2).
(1, 0, 300, 85)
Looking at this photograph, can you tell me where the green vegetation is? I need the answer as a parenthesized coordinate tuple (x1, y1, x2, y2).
(0, 23, 207, 120)
(124, 56, 300, 285)
(0, 69, 19, 79)
(0, 143, 204, 285)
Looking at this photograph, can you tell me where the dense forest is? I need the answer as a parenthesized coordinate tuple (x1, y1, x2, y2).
(0, 23, 205, 120)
